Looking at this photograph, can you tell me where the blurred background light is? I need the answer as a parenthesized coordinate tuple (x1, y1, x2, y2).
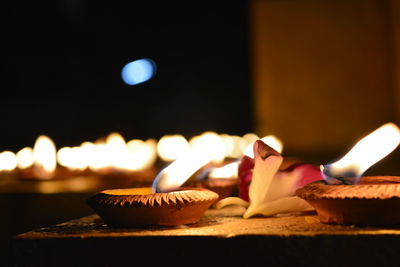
(121, 58, 156, 86)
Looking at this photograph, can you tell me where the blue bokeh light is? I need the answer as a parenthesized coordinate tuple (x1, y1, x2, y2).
(121, 58, 156, 86)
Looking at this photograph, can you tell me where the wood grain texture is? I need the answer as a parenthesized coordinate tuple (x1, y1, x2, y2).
(10, 206, 400, 266)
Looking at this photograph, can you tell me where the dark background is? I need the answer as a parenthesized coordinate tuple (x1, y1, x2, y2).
(4, 0, 400, 265)
(2, 2, 252, 265)
(3, 0, 252, 151)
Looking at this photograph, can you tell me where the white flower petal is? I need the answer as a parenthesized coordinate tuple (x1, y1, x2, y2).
(243, 196, 313, 218)
(215, 197, 249, 209)
(247, 142, 283, 209)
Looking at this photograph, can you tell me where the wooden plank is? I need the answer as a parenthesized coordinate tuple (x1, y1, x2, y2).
(10, 206, 400, 266)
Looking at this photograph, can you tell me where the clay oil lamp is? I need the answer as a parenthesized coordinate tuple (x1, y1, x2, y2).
(297, 122, 400, 226)
(86, 187, 217, 227)
(87, 141, 219, 227)
(193, 161, 239, 203)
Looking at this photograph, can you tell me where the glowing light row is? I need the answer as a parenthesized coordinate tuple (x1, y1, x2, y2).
(157, 132, 283, 162)
(0, 132, 283, 180)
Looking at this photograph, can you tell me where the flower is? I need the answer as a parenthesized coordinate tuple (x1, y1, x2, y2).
(216, 140, 323, 218)
(238, 155, 254, 201)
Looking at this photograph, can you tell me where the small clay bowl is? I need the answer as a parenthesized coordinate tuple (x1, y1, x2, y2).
(195, 178, 239, 203)
(87, 187, 219, 227)
(296, 176, 400, 226)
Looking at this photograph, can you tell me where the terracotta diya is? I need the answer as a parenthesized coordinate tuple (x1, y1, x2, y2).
(87, 187, 219, 227)
(296, 176, 400, 226)
(193, 178, 239, 203)
(198, 161, 239, 202)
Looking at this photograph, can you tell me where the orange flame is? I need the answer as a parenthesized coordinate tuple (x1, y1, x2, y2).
(33, 135, 57, 179)
(322, 122, 400, 182)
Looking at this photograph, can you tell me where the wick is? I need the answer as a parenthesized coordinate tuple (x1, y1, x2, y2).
(324, 175, 355, 185)
(322, 165, 358, 185)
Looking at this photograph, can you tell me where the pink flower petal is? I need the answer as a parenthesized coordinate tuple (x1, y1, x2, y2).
(238, 142, 323, 202)
(238, 156, 254, 201)
(281, 163, 323, 188)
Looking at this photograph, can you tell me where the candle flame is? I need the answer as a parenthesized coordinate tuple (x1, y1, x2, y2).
(322, 122, 400, 184)
(220, 134, 243, 158)
(152, 149, 211, 193)
(209, 162, 239, 179)
(189, 131, 226, 164)
(57, 146, 88, 170)
(82, 134, 157, 172)
(85, 142, 109, 171)
(16, 147, 34, 169)
(157, 134, 189, 161)
(0, 151, 17, 171)
(240, 133, 259, 153)
(244, 135, 283, 157)
(152, 131, 227, 192)
(33, 135, 57, 179)
(124, 139, 157, 171)
(105, 132, 128, 169)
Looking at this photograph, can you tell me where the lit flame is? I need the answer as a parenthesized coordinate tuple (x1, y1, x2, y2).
(189, 131, 226, 164)
(57, 146, 88, 170)
(16, 147, 34, 169)
(124, 139, 157, 171)
(152, 131, 228, 192)
(157, 134, 189, 161)
(8, 132, 159, 175)
(85, 141, 109, 171)
(240, 133, 259, 154)
(322, 122, 400, 184)
(209, 162, 239, 179)
(220, 134, 243, 158)
(244, 135, 283, 157)
(33, 135, 57, 179)
(105, 132, 128, 169)
(0, 151, 17, 171)
(152, 149, 211, 192)
(80, 134, 157, 172)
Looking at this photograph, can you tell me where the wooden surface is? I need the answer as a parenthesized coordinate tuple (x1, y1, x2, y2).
(10, 206, 400, 266)
(0, 172, 156, 266)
